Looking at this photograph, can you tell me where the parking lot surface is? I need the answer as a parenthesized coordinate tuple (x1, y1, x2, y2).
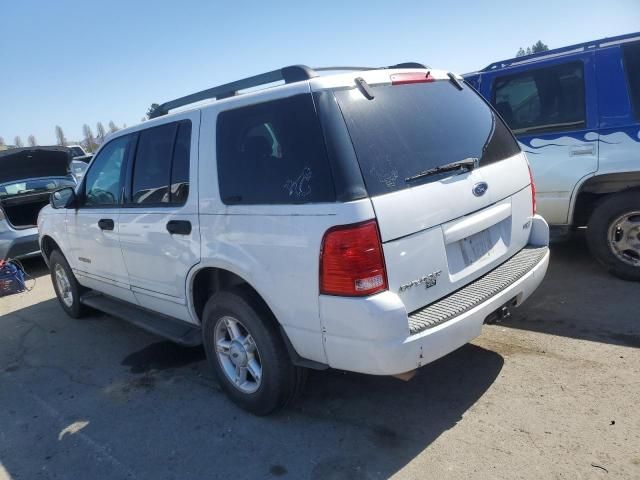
(1, 234, 639, 480)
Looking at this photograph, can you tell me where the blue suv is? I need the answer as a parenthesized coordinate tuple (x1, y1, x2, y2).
(465, 33, 640, 280)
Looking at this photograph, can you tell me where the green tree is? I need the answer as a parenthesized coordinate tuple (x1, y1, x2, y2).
(96, 121, 106, 144)
(146, 103, 160, 119)
(55, 125, 67, 146)
(108, 121, 119, 133)
(82, 124, 98, 152)
(14, 136, 23, 148)
(27, 135, 37, 147)
(0, 136, 5, 148)
(532, 40, 549, 53)
(516, 41, 549, 57)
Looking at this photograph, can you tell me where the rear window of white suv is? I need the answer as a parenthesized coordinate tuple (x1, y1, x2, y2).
(217, 94, 336, 205)
(334, 80, 520, 196)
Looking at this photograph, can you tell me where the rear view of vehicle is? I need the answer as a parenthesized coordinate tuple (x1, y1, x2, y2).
(39, 64, 549, 415)
(311, 69, 550, 376)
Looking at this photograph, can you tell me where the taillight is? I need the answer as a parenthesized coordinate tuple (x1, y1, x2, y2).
(528, 164, 536, 215)
(320, 220, 388, 296)
(390, 72, 435, 85)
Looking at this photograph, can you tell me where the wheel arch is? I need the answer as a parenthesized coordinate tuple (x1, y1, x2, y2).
(187, 263, 329, 370)
(569, 171, 640, 226)
(40, 235, 62, 265)
(188, 263, 276, 327)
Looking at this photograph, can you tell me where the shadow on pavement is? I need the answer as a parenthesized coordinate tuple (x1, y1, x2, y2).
(1, 294, 503, 479)
(503, 232, 640, 348)
(16, 255, 50, 279)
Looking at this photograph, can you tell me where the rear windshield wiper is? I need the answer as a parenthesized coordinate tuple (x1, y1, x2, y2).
(405, 157, 479, 183)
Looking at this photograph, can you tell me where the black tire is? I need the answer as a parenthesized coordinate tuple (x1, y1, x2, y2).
(49, 250, 88, 318)
(586, 191, 640, 281)
(202, 288, 306, 415)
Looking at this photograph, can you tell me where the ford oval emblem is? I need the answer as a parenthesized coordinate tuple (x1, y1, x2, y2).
(473, 182, 488, 197)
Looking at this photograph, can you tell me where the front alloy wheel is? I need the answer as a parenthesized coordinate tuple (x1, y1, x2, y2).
(49, 249, 87, 318)
(54, 263, 74, 308)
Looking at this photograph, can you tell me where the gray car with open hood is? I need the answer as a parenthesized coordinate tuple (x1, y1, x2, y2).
(0, 146, 76, 260)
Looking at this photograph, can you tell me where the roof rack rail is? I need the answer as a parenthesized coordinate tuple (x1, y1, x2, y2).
(150, 61, 429, 117)
(149, 64, 316, 118)
(481, 31, 640, 72)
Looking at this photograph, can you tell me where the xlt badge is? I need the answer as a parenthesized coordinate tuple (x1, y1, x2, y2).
(399, 270, 442, 292)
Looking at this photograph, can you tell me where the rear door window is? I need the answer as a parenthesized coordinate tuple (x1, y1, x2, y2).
(132, 123, 175, 204)
(216, 94, 335, 204)
(333, 80, 520, 196)
(170, 121, 191, 204)
(130, 120, 191, 205)
(492, 62, 586, 134)
(623, 41, 640, 119)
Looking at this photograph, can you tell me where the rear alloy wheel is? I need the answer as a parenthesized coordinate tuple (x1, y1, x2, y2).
(214, 315, 263, 394)
(202, 288, 306, 415)
(587, 192, 640, 281)
(49, 250, 88, 318)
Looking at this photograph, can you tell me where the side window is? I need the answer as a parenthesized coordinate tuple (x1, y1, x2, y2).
(623, 42, 640, 119)
(170, 121, 191, 204)
(216, 94, 335, 204)
(84, 136, 130, 207)
(492, 62, 585, 135)
(132, 123, 176, 204)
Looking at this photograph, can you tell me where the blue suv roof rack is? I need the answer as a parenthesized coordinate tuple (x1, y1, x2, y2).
(480, 31, 640, 72)
(150, 62, 428, 118)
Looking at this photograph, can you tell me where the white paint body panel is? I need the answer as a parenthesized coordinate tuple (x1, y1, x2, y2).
(521, 133, 598, 224)
(38, 68, 550, 376)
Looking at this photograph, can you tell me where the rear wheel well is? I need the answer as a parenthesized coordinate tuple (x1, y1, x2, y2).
(40, 236, 61, 262)
(572, 173, 640, 226)
(191, 268, 269, 325)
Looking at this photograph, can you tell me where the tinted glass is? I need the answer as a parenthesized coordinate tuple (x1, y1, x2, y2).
(85, 136, 130, 206)
(623, 42, 640, 119)
(217, 94, 335, 204)
(493, 62, 585, 134)
(170, 121, 191, 204)
(132, 123, 176, 204)
(334, 81, 520, 196)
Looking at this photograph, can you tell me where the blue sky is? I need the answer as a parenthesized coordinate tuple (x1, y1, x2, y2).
(1, 0, 638, 145)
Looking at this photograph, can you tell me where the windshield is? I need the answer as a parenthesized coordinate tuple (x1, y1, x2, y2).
(333, 80, 520, 196)
(70, 146, 85, 157)
(0, 177, 76, 198)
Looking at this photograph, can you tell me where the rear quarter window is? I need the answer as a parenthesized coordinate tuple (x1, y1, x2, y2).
(216, 94, 336, 205)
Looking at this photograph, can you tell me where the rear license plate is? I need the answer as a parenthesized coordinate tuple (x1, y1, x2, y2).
(460, 229, 494, 266)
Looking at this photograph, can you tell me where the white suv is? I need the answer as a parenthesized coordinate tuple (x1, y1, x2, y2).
(38, 64, 550, 414)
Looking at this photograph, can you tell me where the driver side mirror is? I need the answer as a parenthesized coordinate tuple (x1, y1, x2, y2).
(51, 187, 77, 209)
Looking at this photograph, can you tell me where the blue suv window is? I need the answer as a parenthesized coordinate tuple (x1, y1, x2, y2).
(623, 42, 640, 119)
(492, 62, 586, 135)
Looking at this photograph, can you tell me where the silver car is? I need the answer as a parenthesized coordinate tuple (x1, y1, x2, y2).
(0, 147, 76, 260)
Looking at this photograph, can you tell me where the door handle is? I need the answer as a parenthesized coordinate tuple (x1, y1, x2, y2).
(166, 220, 192, 235)
(570, 144, 595, 156)
(98, 219, 115, 231)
